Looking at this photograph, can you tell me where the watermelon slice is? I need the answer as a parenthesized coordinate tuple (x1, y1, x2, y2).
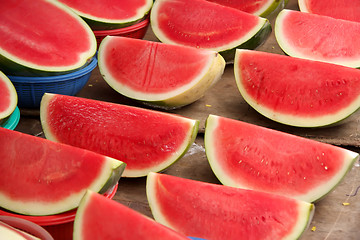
(150, 0, 271, 62)
(0, 0, 97, 76)
(205, 114, 359, 202)
(0, 127, 126, 216)
(40, 93, 199, 178)
(0, 71, 17, 121)
(73, 190, 190, 240)
(234, 49, 360, 127)
(147, 172, 314, 240)
(0, 221, 40, 240)
(298, 0, 360, 23)
(54, 0, 153, 30)
(275, 9, 360, 68)
(206, 0, 286, 17)
(98, 36, 226, 109)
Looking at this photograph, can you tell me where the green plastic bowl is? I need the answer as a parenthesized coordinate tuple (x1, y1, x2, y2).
(0, 107, 20, 130)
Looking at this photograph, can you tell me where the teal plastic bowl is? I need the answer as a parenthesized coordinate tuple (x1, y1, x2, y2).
(0, 107, 20, 130)
(8, 57, 97, 108)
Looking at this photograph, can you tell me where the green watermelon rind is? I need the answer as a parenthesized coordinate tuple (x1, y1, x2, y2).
(98, 36, 226, 110)
(61, 0, 153, 30)
(256, 0, 286, 18)
(234, 49, 360, 128)
(150, 0, 272, 63)
(39, 93, 200, 178)
(204, 114, 360, 203)
(274, 9, 360, 69)
(146, 172, 315, 240)
(0, 0, 97, 76)
(0, 71, 17, 120)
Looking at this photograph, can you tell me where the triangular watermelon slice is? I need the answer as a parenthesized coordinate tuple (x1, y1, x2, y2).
(206, 0, 286, 17)
(0, 0, 97, 76)
(73, 190, 191, 240)
(0, 221, 40, 240)
(205, 114, 359, 203)
(0, 127, 126, 216)
(54, 0, 153, 30)
(298, 0, 360, 23)
(147, 172, 314, 240)
(98, 36, 225, 109)
(40, 93, 199, 177)
(150, 0, 271, 62)
(275, 9, 360, 68)
(234, 49, 360, 127)
(0, 71, 17, 121)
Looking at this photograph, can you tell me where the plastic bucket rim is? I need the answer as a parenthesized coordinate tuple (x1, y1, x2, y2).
(93, 16, 150, 36)
(1, 106, 20, 130)
(8, 57, 98, 83)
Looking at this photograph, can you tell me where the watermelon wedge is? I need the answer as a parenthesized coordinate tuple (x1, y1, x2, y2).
(150, 0, 271, 62)
(0, 71, 17, 121)
(275, 9, 360, 68)
(234, 49, 360, 127)
(298, 0, 360, 23)
(73, 190, 190, 240)
(206, 0, 286, 17)
(40, 93, 199, 178)
(0, 127, 126, 216)
(205, 115, 359, 202)
(0, 221, 40, 240)
(98, 36, 226, 109)
(54, 0, 153, 30)
(147, 172, 314, 240)
(0, 0, 97, 76)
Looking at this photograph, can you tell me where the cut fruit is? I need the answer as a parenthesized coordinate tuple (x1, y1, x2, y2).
(298, 0, 360, 23)
(98, 36, 225, 109)
(206, 0, 286, 17)
(0, 221, 40, 240)
(40, 93, 199, 178)
(147, 172, 314, 240)
(204, 114, 359, 202)
(234, 49, 360, 127)
(275, 9, 360, 68)
(73, 190, 190, 240)
(0, 127, 125, 216)
(0, 0, 97, 76)
(0, 71, 17, 121)
(54, 0, 153, 30)
(150, 0, 271, 62)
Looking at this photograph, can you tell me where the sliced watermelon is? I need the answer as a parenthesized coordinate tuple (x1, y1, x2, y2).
(98, 36, 226, 109)
(0, 71, 17, 121)
(206, 0, 285, 17)
(205, 115, 359, 202)
(0, 127, 126, 216)
(0, 0, 97, 76)
(73, 190, 190, 240)
(55, 0, 153, 30)
(234, 49, 360, 127)
(40, 93, 199, 177)
(298, 0, 360, 23)
(147, 172, 314, 240)
(275, 9, 360, 68)
(0, 221, 40, 240)
(150, 0, 271, 62)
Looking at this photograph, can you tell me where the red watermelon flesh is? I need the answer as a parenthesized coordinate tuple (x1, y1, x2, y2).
(40, 93, 199, 178)
(0, 71, 17, 120)
(0, 127, 125, 216)
(205, 115, 359, 202)
(275, 9, 360, 68)
(298, 0, 360, 23)
(73, 190, 190, 240)
(0, 0, 96, 76)
(98, 36, 225, 108)
(147, 172, 314, 240)
(234, 49, 360, 127)
(150, 0, 270, 56)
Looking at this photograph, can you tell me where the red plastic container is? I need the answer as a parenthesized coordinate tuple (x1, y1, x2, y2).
(0, 184, 118, 240)
(93, 16, 150, 48)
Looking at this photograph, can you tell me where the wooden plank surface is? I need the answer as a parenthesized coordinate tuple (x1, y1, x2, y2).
(13, 0, 360, 239)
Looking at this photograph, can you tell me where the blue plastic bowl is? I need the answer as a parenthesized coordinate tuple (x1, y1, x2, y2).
(188, 237, 206, 240)
(0, 106, 20, 130)
(8, 57, 97, 108)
